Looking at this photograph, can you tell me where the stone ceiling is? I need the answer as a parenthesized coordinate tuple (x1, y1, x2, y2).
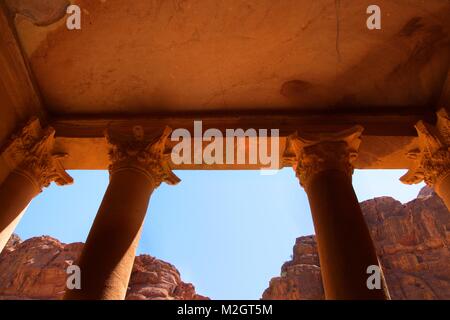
(10, 0, 450, 116)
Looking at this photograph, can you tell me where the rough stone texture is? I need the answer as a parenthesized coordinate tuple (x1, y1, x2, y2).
(5, 0, 70, 26)
(4, 234, 21, 252)
(127, 255, 208, 300)
(13, 1, 450, 114)
(264, 235, 324, 300)
(0, 236, 207, 300)
(263, 187, 450, 300)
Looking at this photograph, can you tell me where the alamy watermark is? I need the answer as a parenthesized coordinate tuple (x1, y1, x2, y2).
(66, 5, 81, 30)
(65, 4, 382, 31)
(66, 264, 81, 290)
(367, 5, 382, 30)
(170, 121, 280, 174)
(366, 265, 382, 290)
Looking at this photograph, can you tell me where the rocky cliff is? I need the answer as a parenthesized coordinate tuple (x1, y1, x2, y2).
(0, 236, 207, 300)
(263, 187, 450, 300)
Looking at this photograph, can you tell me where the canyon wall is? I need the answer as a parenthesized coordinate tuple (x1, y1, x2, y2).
(0, 235, 207, 300)
(263, 187, 450, 300)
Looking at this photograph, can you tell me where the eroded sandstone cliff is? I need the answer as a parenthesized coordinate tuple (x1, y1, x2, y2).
(263, 187, 450, 300)
(0, 236, 207, 300)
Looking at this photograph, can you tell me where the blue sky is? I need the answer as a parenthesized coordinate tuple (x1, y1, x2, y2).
(15, 169, 424, 300)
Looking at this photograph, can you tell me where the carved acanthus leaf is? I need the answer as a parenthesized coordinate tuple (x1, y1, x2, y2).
(286, 126, 363, 189)
(106, 126, 180, 187)
(401, 109, 450, 186)
(2, 118, 73, 191)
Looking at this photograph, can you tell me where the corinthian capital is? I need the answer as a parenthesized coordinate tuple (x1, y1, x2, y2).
(285, 126, 363, 189)
(106, 126, 180, 187)
(401, 109, 450, 187)
(2, 118, 73, 192)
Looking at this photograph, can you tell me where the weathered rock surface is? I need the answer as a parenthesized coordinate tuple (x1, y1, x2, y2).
(263, 235, 324, 300)
(127, 255, 208, 300)
(4, 234, 21, 251)
(5, 0, 70, 26)
(0, 236, 207, 300)
(263, 187, 450, 300)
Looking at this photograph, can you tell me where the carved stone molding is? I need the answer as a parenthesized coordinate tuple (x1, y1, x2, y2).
(285, 126, 364, 189)
(401, 109, 450, 187)
(1, 118, 73, 192)
(106, 126, 180, 187)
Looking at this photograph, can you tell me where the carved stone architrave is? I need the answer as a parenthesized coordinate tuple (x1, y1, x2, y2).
(400, 109, 450, 187)
(1, 118, 73, 192)
(106, 126, 180, 187)
(285, 126, 364, 189)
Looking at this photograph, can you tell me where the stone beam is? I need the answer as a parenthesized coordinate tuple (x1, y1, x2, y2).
(47, 112, 432, 170)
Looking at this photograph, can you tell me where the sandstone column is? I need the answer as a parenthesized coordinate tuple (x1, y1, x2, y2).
(401, 109, 450, 209)
(64, 126, 180, 300)
(0, 119, 73, 252)
(287, 126, 389, 300)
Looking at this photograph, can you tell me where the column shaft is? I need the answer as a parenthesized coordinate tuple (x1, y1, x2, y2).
(64, 126, 178, 300)
(64, 168, 155, 300)
(288, 126, 389, 300)
(0, 118, 72, 252)
(306, 169, 388, 299)
(0, 171, 40, 252)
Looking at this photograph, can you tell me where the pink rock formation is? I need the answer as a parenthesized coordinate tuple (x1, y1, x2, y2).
(263, 235, 324, 300)
(263, 187, 450, 300)
(127, 255, 208, 300)
(0, 236, 207, 300)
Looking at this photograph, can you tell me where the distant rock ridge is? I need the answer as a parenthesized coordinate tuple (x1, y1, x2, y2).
(0, 236, 208, 300)
(263, 187, 450, 300)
